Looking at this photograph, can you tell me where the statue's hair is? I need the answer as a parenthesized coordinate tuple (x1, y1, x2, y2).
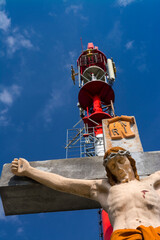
(103, 147, 139, 186)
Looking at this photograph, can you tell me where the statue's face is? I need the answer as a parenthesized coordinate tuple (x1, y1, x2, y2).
(107, 155, 135, 183)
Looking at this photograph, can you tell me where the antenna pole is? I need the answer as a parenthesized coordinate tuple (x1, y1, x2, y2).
(80, 37, 83, 52)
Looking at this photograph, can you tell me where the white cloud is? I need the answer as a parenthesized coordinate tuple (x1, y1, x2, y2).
(48, 12, 57, 17)
(117, 0, 136, 7)
(125, 40, 134, 50)
(0, 1, 34, 56)
(69, 50, 77, 61)
(0, 10, 11, 31)
(65, 4, 87, 21)
(0, 0, 10, 31)
(107, 21, 123, 47)
(0, 85, 21, 105)
(43, 89, 64, 123)
(116, 65, 123, 74)
(11, 84, 21, 95)
(17, 227, 24, 235)
(79, 15, 88, 21)
(0, 85, 21, 126)
(132, 42, 148, 72)
(43, 77, 72, 124)
(64, 50, 78, 70)
(0, 0, 6, 5)
(0, 108, 9, 126)
(6, 34, 33, 55)
(65, 4, 82, 14)
(0, 89, 12, 105)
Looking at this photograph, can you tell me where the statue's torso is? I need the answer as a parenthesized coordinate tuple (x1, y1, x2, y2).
(99, 174, 160, 231)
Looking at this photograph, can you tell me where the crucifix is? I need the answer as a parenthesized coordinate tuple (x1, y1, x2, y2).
(0, 148, 160, 240)
(0, 43, 160, 240)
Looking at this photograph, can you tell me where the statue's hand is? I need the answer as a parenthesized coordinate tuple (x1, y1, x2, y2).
(11, 158, 30, 176)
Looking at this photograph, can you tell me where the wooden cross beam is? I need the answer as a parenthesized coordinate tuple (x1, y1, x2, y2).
(0, 151, 160, 216)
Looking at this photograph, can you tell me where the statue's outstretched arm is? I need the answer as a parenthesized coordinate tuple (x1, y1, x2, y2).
(11, 158, 108, 201)
(149, 171, 160, 190)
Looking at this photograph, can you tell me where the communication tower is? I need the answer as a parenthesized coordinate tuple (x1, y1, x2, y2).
(66, 42, 117, 240)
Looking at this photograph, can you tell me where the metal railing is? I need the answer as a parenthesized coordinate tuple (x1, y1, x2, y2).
(65, 126, 104, 158)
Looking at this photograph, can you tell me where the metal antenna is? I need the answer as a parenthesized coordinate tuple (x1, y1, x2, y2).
(80, 37, 83, 53)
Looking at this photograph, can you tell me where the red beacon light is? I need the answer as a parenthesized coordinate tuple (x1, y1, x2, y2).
(77, 42, 108, 82)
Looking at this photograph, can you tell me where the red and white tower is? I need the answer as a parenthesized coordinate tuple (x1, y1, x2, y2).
(76, 43, 115, 157)
(69, 42, 117, 239)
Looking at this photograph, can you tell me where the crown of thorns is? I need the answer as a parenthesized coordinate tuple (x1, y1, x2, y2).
(103, 150, 131, 164)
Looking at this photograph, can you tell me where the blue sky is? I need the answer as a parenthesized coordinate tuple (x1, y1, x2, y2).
(0, 0, 160, 239)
